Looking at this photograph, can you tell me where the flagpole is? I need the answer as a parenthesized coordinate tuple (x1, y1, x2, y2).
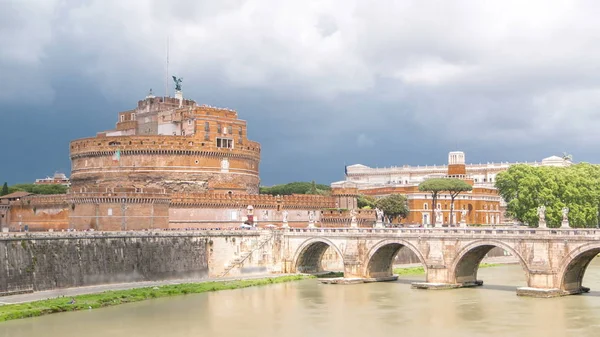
(165, 36, 169, 97)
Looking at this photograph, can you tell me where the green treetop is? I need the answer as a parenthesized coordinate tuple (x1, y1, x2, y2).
(495, 163, 600, 227)
(375, 194, 409, 223)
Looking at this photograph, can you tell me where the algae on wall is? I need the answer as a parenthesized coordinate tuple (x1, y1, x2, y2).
(0, 235, 209, 294)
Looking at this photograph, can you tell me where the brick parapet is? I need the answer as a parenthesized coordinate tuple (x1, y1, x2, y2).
(170, 193, 336, 209)
(10, 194, 70, 207)
(320, 209, 376, 227)
(70, 136, 261, 161)
(69, 192, 171, 205)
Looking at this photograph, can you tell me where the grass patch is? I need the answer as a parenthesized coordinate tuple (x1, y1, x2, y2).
(393, 263, 500, 276)
(0, 275, 312, 323)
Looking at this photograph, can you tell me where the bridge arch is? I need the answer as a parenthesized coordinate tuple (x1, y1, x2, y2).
(292, 238, 344, 274)
(450, 240, 529, 286)
(557, 243, 600, 294)
(364, 239, 426, 279)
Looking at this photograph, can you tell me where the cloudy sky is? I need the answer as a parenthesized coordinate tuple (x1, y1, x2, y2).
(2, 0, 600, 186)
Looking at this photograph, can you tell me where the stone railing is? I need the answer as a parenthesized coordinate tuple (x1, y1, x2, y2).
(0, 230, 262, 240)
(283, 227, 600, 237)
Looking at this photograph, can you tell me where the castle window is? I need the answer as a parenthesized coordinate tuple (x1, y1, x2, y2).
(120, 115, 125, 122)
(216, 138, 233, 148)
(131, 113, 136, 121)
(423, 203, 428, 210)
(239, 127, 243, 136)
(204, 122, 209, 132)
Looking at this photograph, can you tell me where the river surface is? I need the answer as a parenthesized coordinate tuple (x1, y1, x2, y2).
(4, 260, 600, 337)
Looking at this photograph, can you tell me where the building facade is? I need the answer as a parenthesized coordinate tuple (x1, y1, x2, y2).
(337, 151, 572, 225)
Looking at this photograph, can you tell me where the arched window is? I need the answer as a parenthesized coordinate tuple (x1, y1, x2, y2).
(423, 203, 428, 210)
(436, 203, 441, 210)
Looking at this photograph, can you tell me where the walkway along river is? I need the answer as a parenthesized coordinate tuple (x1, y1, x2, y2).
(2, 260, 600, 337)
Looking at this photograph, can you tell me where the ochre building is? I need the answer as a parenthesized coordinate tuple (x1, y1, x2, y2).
(336, 151, 572, 225)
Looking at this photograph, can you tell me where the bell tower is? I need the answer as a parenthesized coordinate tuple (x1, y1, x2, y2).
(448, 151, 466, 177)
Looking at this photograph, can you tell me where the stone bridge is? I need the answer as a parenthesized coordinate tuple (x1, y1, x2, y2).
(280, 227, 600, 297)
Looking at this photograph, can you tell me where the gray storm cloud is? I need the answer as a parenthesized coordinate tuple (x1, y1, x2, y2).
(2, 0, 600, 184)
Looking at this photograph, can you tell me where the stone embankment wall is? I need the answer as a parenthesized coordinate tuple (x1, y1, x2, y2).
(0, 231, 277, 296)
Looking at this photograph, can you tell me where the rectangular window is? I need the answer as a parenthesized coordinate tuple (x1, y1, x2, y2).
(216, 138, 233, 148)
(227, 126, 232, 134)
(239, 127, 243, 136)
(204, 133, 209, 141)
(238, 137, 243, 145)
(217, 123, 222, 133)
(204, 122, 209, 131)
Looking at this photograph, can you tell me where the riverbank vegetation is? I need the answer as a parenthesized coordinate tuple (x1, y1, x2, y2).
(315, 263, 502, 279)
(393, 263, 499, 275)
(0, 275, 311, 322)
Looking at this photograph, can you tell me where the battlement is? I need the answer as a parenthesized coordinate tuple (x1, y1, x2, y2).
(194, 105, 239, 119)
(11, 194, 70, 206)
(70, 136, 261, 159)
(136, 96, 197, 110)
(320, 209, 376, 227)
(69, 192, 171, 205)
(170, 193, 336, 209)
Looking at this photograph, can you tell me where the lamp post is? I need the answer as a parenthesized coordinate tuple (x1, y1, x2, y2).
(121, 198, 127, 231)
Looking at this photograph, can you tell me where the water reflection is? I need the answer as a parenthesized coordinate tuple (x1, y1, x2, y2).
(4, 260, 600, 337)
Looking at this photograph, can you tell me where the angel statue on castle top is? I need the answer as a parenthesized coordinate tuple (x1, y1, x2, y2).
(172, 76, 183, 91)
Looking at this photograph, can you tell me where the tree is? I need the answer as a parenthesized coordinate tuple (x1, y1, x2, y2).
(309, 180, 317, 194)
(8, 183, 68, 195)
(444, 178, 473, 225)
(259, 182, 331, 196)
(375, 194, 409, 223)
(418, 178, 449, 225)
(495, 163, 600, 228)
(357, 195, 377, 209)
(1, 182, 7, 196)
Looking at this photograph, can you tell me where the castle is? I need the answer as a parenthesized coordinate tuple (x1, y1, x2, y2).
(1, 88, 365, 231)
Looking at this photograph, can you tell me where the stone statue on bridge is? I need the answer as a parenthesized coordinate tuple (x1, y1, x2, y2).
(350, 208, 358, 228)
(435, 209, 443, 227)
(460, 209, 468, 227)
(350, 208, 357, 223)
(537, 205, 547, 228)
(282, 210, 289, 228)
(561, 207, 570, 228)
(308, 211, 316, 228)
(375, 208, 384, 222)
